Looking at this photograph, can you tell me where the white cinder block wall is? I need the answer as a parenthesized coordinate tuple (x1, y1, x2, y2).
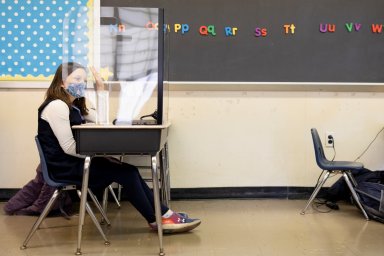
(1, 83, 384, 189)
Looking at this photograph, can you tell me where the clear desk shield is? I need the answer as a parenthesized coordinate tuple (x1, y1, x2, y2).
(90, 7, 167, 125)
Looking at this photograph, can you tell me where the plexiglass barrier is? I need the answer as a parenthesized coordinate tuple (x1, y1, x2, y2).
(65, 6, 166, 125)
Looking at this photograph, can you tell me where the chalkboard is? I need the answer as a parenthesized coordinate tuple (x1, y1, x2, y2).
(101, 0, 384, 83)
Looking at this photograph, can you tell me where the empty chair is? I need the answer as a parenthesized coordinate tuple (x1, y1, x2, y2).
(301, 128, 369, 220)
(21, 136, 111, 250)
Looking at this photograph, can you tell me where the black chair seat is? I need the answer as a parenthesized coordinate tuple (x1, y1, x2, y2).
(319, 160, 364, 171)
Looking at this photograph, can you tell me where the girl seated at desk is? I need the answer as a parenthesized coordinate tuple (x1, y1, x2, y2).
(37, 61, 201, 233)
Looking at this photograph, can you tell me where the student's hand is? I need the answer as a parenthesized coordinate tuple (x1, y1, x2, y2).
(90, 66, 104, 91)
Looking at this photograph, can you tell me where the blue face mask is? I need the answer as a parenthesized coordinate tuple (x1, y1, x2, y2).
(66, 82, 86, 98)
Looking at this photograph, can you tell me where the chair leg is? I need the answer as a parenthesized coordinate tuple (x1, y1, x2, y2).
(87, 189, 111, 226)
(343, 173, 370, 220)
(108, 185, 121, 208)
(85, 203, 110, 245)
(102, 186, 109, 213)
(117, 184, 122, 202)
(102, 184, 121, 212)
(100, 187, 109, 225)
(101, 184, 121, 224)
(346, 171, 358, 187)
(117, 156, 124, 202)
(301, 171, 331, 214)
(76, 190, 110, 245)
(20, 189, 61, 249)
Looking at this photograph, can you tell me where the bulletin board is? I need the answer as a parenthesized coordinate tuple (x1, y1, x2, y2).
(0, 0, 93, 82)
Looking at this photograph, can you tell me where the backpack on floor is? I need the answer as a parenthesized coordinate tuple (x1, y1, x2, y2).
(355, 181, 384, 223)
(323, 168, 384, 223)
(3, 164, 72, 217)
(323, 168, 377, 202)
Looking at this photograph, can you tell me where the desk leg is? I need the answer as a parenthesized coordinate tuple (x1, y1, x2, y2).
(164, 143, 171, 205)
(151, 155, 165, 256)
(76, 156, 91, 255)
(160, 143, 171, 206)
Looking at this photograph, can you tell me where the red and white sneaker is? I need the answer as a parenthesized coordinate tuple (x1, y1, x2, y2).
(149, 212, 201, 234)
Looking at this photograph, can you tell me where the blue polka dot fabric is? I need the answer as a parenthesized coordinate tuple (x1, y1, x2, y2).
(0, 0, 89, 79)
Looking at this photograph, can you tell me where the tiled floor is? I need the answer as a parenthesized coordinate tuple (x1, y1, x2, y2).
(0, 199, 383, 256)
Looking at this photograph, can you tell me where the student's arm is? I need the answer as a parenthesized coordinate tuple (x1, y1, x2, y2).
(90, 66, 104, 91)
(41, 100, 84, 158)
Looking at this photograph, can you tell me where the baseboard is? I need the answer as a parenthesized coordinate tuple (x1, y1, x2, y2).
(0, 187, 325, 202)
(0, 189, 19, 201)
(169, 187, 325, 200)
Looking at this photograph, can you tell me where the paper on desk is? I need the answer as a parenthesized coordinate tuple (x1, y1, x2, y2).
(115, 72, 158, 125)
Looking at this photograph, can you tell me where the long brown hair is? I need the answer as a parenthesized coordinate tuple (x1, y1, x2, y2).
(42, 62, 88, 115)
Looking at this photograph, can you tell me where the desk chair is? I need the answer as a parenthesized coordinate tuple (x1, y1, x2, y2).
(301, 128, 369, 220)
(21, 137, 111, 250)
